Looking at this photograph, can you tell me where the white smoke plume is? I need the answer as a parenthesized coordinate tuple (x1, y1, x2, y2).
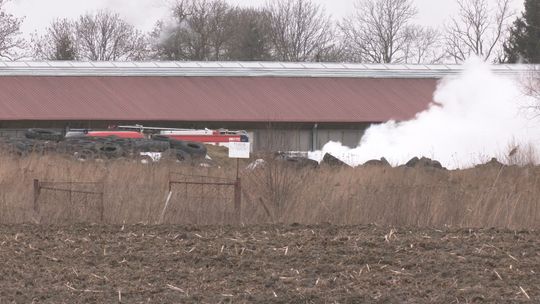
(310, 59, 540, 169)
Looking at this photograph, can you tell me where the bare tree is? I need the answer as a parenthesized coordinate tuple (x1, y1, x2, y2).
(340, 0, 419, 63)
(76, 10, 148, 61)
(403, 26, 445, 64)
(154, 0, 339, 62)
(265, 0, 334, 62)
(313, 41, 348, 62)
(522, 66, 540, 114)
(206, 0, 234, 60)
(32, 19, 78, 60)
(151, 1, 193, 60)
(153, 0, 234, 61)
(0, 0, 25, 60)
(444, 0, 513, 63)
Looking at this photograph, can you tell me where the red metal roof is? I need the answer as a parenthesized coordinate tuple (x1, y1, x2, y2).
(0, 76, 437, 123)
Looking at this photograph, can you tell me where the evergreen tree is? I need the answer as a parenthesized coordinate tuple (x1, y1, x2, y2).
(504, 0, 540, 63)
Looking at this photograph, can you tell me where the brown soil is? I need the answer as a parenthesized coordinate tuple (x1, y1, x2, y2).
(1, 225, 539, 303)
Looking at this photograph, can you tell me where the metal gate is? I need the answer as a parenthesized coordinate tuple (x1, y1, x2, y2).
(159, 172, 241, 224)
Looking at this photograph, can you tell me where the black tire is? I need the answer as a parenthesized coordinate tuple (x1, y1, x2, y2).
(65, 139, 98, 153)
(133, 139, 170, 152)
(283, 156, 319, 168)
(25, 128, 63, 141)
(14, 140, 32, 156)
(175, 149, 192, 162)
(55, 142, 69, 154)
(150, 135, 185, 149)
(11, 139, 41, 156)
(150, 135, 206, 158)
(176, 141, 207, 158)
(150, 134, 171, 142)
(98, 143, 123, 159)
(111, 138, 133, 148)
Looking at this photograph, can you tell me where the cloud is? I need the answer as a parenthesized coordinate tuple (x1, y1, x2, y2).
(6, 0, 169, 34)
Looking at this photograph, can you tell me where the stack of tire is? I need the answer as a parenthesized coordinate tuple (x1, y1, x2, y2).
(150, 135, 207, 162)
(24, 128, 63, 141)
(60, 137, 127, 161)
(1, 128, 208, 163)
(5, 129, 63, 156)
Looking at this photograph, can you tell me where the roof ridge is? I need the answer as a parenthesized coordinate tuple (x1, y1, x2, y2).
(0, 61, 534, 78)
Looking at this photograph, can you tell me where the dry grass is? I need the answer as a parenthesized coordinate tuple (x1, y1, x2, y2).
(1, 151, 540, 229)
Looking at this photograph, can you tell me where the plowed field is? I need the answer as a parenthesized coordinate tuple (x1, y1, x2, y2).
(1, 225, 539, 303)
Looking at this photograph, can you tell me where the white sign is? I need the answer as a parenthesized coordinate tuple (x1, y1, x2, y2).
(229, 142, 250, 159)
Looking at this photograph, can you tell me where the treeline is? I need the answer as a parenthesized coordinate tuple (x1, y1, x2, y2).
(0, 0, 539, 63)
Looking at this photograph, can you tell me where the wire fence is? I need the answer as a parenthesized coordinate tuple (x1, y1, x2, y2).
(33, 179, 104, 224)
(19, 161, 540, 228)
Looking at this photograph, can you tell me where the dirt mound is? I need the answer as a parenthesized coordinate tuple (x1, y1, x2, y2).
(405, 157, 445, 169)
(475, 157, 505, 169)
(321, 153, 350, 167)
(363, 157, 391, 167)
(279, 156, 319, 168)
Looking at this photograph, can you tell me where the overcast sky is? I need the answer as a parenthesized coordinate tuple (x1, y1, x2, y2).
(6, 0, 525, 35)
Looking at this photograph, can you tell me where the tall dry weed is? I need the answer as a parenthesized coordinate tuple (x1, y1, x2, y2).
(1, 153, 540, 229)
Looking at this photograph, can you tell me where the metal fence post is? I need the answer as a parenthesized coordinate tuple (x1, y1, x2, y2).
(67, 189, 73, 220)
(33, 179, 40, 214)
(99, 183, 105, 223)
(99, 192, 105, 223)
(234, 177, 242, 224)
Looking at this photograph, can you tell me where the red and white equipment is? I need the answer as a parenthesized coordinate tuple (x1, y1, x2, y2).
(117, 125, 249, 146)
(86, 130, 144, 139)
(159, 130, 247, 145)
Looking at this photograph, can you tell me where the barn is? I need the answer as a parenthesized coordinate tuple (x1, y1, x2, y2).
(0, 61, 525, 151)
